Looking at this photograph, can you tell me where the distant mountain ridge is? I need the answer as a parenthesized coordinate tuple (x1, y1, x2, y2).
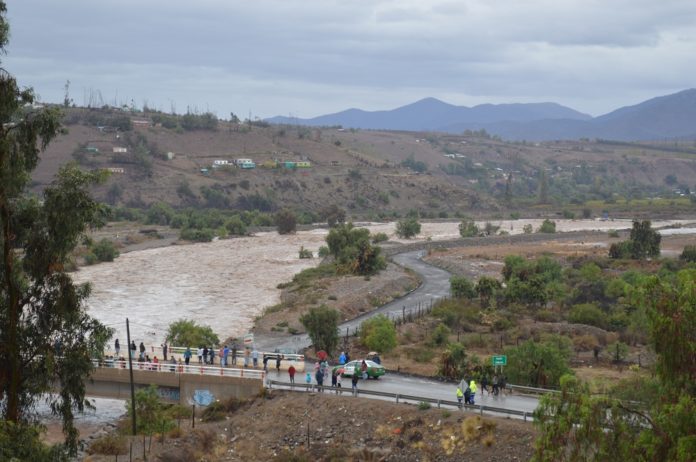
(267, 89, 696, 141)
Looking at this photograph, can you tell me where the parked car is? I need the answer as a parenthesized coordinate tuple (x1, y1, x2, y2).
(333, 360, 385, 379)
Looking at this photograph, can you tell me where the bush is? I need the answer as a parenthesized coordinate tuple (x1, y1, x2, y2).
(450, 276, 476, 299)
(537, 219, 556, 233)
(680, 245, 696, 262)
(523, 224, 533, 234)
(396, 217, 421, 239)
(87, 434, 127, 456)
(298, 246, 313, 259)
(562, 210, 575, 219)
(431, 323, 451, 346)
(326, 223, 386, 275)
(179, 227, 215, 242)
(318, 245, 330, 257)
(504, 339, 572, 387)
(371, 232, 388, 243)
(418, 401, 432, 410)
(459, 220, 479, 237)
(275, 208, 297, 234)
(568, 303, 606, 329)
(360, 314, 397, 353)
(608, 229, 620, 238)
(225, 216, 247, 236)
(91, 238, 119, 262)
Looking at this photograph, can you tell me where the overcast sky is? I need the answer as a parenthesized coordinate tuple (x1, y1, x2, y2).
(4, 0, 695, 119)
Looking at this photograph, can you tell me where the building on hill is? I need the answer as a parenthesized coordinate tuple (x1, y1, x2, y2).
(113, 147, 127, 153)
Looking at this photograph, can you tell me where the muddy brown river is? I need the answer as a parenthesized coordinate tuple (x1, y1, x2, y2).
(74, 219, 694, 346)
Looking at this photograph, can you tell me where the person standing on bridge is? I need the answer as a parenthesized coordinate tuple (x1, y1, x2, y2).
(162, 342, 168, 361)
(208, 346, 215, 365)
(139, 342, 146, 360)
(114, 339, 120, 357)
(232, 344, 238, 366)
(202, 346, 208, 364)
(183, 346, 192, 366)
(130, 340, 136, 359)
(252, 348, 258, 368)
(288, 365, 296, 383)
(223, 345, 229, 367)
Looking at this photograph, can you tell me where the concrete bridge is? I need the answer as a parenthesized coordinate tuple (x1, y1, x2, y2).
(86, 360, 265, 405)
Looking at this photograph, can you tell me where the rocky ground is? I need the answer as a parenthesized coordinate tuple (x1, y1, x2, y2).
(84, 392, 537, 461)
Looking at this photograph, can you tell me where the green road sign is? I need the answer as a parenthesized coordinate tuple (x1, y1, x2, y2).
(492, 355, 507, 366)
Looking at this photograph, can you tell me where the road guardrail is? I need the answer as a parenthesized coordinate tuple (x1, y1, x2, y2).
(268, 380, 533, 422)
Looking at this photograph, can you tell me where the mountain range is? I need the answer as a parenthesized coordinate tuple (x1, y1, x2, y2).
(267, 89, 696, 141)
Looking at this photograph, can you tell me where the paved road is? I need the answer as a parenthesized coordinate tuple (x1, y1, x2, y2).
(254, 250, 451, 353)
(255, 250, 541, 416)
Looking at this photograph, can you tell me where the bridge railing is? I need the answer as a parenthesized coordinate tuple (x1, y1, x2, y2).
(268, 380, 533, 422)
(92, 359, 265, 380)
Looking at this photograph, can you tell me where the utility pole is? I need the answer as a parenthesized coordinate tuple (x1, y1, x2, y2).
(126, 318, 137, 435)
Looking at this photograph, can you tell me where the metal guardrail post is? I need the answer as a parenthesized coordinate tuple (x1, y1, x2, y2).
(396, 394, 399, 403)
(437, 399, 441, 409)
(480, 404, 483, 416)
(523, 412, 527, 422)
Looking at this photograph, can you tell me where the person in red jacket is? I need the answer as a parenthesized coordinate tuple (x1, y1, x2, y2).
(288, 365, 296, 384)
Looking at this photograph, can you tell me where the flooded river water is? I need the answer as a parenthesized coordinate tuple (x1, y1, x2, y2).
(74, 218, 694, 346)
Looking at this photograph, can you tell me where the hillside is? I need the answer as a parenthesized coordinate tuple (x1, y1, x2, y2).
(31, 107, 696, 217)
(268, 89, 696, 141)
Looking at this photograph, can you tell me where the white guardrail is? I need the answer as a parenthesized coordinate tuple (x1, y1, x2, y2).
(92, 359, 266, 380)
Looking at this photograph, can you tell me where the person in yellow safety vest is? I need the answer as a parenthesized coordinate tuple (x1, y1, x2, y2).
(469, 379, 478, 405)
(456, 386, 464, 406)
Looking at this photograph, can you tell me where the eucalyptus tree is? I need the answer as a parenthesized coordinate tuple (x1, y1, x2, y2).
(0, 2, 112, 455)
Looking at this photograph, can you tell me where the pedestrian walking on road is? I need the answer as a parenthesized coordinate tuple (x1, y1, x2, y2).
(276, 355, 282, 372)
(456, 386, 464, 407)
(201, 346, 207, 364)
(360, 360, 368, 380)
(469, 380, 477, 405)
(183, 347, 192, 365)
(464, 385, 471, 405)
(336, 372, 342, 393)
(492, 375, 499, 396)
(481, 376, 489, 396)
(351, 372, 359, 395)
(114, 339, 120, 357)
(263, 355, 269, 372)
(331, 368, 338, 388)
(288, 365, 296, 384)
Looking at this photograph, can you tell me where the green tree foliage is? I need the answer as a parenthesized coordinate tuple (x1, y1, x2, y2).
(299, 305, 340, 355)
(165, 319, 219, 347)
(0, 9, 113, 454)
(0, 421, 68, 461)
(146, 201, 175, 226)
(537, 219, 556, 233)
(179, 227, 215, 242)
(275, 208, 297, 234)
(430, 323, 451, 346)
(91, 238, 119, 262)
(401, 155, 428, 173)
(224, 216, 247, 235)
(395, 216, 421, 239)
(629, 220, 661, 259)
(450, 276, 476, 299)
(359, 314, 397, 353)
(567, 303, 605, 328)
(322, 204, 346, 228)
(180, 111, 218, 131)
(325, 223, 386, 275)
(680, 245, 696, 262)
(538, 170, 549, 204)
(438, 342, 479, 380)
(504, 338, 573, 388)
(476, 276, 502, 308)
(459, 219, 479, 237)
(609, 220, 661, 260)
(126, 385, 175, 440)
(533, 270, 696, 461)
